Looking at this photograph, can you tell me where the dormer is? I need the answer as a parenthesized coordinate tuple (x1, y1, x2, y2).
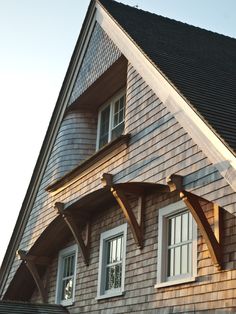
(46, 21, 128, 187)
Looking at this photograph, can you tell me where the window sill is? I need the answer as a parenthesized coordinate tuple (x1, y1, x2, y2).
(155, 276, 196, 289)
(96, 290, 125, 301)
(59, 299, 74, 307)
(46, 134, 130, 193)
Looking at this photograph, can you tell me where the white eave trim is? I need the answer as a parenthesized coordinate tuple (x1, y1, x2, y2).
(95, 1, 236, 192)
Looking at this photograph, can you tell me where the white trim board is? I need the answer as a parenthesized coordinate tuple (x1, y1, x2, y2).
(96, 0, 236, 192)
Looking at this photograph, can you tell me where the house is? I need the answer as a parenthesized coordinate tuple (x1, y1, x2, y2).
(0, 0, 236, 312)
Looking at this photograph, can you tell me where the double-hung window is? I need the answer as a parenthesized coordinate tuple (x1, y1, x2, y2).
(97, 224, 127, 299)
(56, 245, 78, 306)
(156, 201, 197, 288)
(97, 91, 125, 150)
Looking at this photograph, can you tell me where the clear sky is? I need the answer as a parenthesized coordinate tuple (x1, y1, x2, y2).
(0, 0, 235, 266)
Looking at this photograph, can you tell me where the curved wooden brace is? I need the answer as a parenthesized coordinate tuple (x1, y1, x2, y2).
(55, 202, 90, 266)
(167, 174, 222, 270)
(17, 250, 47, 303)
(180, 191, 222, 270)
(102, 173, 144, 249)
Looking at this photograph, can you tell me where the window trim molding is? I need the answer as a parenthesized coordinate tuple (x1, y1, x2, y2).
(156, 201, 197, 288)
(96, 89, 126, 150)
(96, 223, 127, 300)
(55, 244, 78, 306)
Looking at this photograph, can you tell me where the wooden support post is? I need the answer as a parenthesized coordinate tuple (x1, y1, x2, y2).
(180, 191, 222, 270)
(102, 173, 144, 249)
(17, 250, 47, 303)
(55, 202, 90, 266)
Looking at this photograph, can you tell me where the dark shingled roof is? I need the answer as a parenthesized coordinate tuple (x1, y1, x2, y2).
(0, 300, 69, 314)
(99, 0, 236, 154)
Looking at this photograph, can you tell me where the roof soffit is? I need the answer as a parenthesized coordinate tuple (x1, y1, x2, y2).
(96, 0, 236, 192)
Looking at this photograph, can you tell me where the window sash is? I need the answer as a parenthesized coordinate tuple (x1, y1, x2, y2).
(156, 201, 197, 287)
(97, 224, 127, 299)
(104, 235, 123, 292)
(97, 92, 125, 150)
(56, 245, 77, 305)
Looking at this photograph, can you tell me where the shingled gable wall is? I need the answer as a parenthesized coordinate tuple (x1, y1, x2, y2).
(2, 16, 236, 314)
(23, 63, 236, 313)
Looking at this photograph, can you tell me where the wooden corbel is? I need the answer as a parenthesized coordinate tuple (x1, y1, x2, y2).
(17, 250, 47, 303)
(167, 174, 183, 192)
(102, 173, 144, 249)
(180, 191, 222, 270)
(167, 174, 222, 270)
(55, 202, 90, 266)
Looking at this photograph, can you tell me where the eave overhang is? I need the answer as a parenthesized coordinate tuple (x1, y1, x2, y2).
(4, 181, 166, 302)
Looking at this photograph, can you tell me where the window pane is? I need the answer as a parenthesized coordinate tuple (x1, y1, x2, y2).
(174, 246, 181, 276)
(182, 212, 189, 242)
(111, 122, 124, 140)
(63, 254, 75, 278)
(188, 243, 192, 272)
(61, 278, 73, 300)
(106, 264, 122, 290)
(99, 106, 110, 148)
(181, 244, 188, 274)
(188, 214, 193, 240)
(168, 217, 175, 245)
(175, 215, 181, 244)
(168, 248, 174, 277)
(113, 96, 125, 128)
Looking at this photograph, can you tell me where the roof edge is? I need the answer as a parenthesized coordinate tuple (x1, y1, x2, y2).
(0, 0, 97, 297)
(96, 0, 236, 192)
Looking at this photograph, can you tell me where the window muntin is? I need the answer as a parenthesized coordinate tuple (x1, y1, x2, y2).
(156, 201, 197, 287)
(97, 224, 127, 299)
(56, 245, 78, 306)
(97, 91, 125, 150)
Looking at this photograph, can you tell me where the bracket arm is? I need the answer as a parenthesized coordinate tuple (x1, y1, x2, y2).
(17, 250, 47, 303)
(55, 202, 90, 265)
(102, 173, 144, 249)
(180, 191, 222, 270)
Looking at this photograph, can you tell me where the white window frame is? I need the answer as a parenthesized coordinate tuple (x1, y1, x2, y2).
(155, 201, 197, 288)
(96, 223, 127, 300)
(96, 89, 125, 150)
(55, 244, 78, 306)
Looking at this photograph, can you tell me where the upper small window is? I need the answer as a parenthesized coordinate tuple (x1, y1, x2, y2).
(97, 91, 125, 150)
(97, 224, 127, 300)
(55, 245, 78, 306)
(156, 201, 197, 288)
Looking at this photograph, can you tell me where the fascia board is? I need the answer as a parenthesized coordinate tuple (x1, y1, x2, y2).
(0, 1, 97, 296)
(96, 1, 236, 192)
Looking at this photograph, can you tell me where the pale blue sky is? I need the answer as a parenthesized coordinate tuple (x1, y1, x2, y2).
(0, 0, 235, 265)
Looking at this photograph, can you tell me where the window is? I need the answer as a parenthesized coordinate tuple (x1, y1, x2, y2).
(156, 201, 197, 288)
(97, 90, 125, 150)
(55, 245, 78, 306)
(97, 224, 127, 299)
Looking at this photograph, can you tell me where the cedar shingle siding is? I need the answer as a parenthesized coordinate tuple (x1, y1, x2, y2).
(1, 1, 236, 313)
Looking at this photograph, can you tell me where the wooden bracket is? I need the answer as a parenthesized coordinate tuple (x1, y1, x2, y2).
(167, 174, 222, 270)
(180, 191, 222, 270)
(55, 202, 90, 266)
(17, 250, 47, 303)
(102, 173, 144, 249)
